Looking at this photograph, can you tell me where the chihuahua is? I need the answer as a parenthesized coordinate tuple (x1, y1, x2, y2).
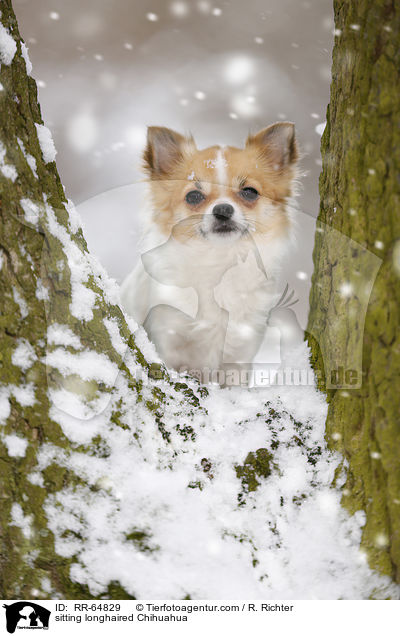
(120, 123, 299, 384)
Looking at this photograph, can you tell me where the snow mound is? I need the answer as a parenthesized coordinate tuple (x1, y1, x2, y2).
(36, 339, 397, 599)
(35, 123, 57, 163)
(0, 22, 16, 65)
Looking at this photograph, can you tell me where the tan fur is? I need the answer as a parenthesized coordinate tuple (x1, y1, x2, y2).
(143, 124, 298, 242)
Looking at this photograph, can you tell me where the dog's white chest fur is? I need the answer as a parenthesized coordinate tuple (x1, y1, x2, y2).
(120, 234, 280, 376)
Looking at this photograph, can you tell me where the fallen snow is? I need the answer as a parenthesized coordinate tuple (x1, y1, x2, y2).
(20, 198, 40, 226)
(47, 324, 82, 349)
(35, 123, 57, 163)
(28, 472, 45, 487)
(3, 434, 28, 458)
(10, 503, 33, 538)
(0, 22, 16, 65)
(21, 41, 32, 75)
(66, 199, 82, 234)
(36, 279, 50, 301)
(1, 163, 17, 181)
(315, 121, 326, 136)
(45, 349, 119, 385)
(103, 317, 128, 357)
(17, 137, 38, 178)
(12, 287, 28, 318)
(43, 198, 121, 323)
(12, 339, 37, 371)
(44, 201, 97, 320)
(36, 339, 399, 600)
(0, 386, 11, 424)
(10, 383, 36, 407)
(0, 141, 17, 182)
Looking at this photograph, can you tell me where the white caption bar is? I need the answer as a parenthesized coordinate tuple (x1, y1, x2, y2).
(1, 599, 398, 635)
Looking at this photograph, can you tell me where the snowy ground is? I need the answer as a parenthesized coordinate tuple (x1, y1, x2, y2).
(35, 341, 397, 599)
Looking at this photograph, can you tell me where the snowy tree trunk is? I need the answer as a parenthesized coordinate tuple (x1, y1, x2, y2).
(307, 0, 400, 582)
(0, 1, 202, 599)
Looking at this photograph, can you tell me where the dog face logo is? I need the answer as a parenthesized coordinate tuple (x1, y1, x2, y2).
(2, 602, 50, 633)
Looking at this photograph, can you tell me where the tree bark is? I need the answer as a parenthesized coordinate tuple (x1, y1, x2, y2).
(307, 0, 400, 581)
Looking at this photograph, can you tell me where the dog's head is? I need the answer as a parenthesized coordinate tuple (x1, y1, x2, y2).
(143, 123, 299, 245)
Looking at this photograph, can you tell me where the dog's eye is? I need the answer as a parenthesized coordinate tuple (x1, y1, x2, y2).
(185, 190, 205, 205)
(239, 186, 259, 201)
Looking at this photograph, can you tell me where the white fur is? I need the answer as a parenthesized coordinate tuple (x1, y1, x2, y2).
(215, 147, 228, 186)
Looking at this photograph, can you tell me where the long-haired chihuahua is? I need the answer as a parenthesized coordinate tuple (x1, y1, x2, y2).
(120, 123, 299, 384)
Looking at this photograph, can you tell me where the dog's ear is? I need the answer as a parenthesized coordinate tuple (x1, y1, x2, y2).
(246, 122, 298, 170)
(143, 126, 195, 177)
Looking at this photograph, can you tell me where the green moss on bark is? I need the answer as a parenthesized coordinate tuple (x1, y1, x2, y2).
(235, 449, 272, 493)
(307, 0, 400, 582)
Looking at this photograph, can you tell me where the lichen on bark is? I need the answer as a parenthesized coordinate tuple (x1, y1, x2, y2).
(307, 0, 400, 582)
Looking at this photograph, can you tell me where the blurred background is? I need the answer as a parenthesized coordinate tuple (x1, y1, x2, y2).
(14, 0, 334, 327)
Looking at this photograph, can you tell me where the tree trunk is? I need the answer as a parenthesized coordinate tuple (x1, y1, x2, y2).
(307, 0, 400, 581)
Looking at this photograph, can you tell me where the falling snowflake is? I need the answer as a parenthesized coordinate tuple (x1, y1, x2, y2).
(170, 1, 189, 17)
(231, 94, 258, 118)
(197, 1, 211, 13)
(67, 111, 99, 153)
(339, 282, 353, 298)
(224, 55, 255, 85)
(374, 533, 389, 548)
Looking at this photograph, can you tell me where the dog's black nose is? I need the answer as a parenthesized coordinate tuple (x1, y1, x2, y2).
(212, 203, 234, 220)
